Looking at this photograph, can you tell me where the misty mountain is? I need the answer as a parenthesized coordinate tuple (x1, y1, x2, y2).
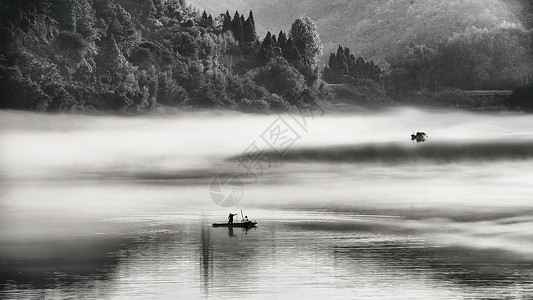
(190, 0, 528, 63)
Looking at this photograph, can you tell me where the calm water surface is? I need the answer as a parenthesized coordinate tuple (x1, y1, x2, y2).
(3, 210, 533, 299)
(1, 108, 533, 299)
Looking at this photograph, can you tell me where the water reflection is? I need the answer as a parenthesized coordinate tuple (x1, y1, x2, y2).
(1, 109, 533, 299)
(200, 225, 212, 297)
(226, 226, 254, 238)
(0, 232, 127, 299)
(2, 212, 533, 299)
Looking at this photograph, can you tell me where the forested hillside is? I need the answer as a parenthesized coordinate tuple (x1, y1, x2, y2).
(1, 0, 532, 113)
(190, 0, 531, 62)
(0, 0, 328, 112)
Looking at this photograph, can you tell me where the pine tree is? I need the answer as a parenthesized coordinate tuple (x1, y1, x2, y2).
(343, 47, 350, 61)
(347, 53, 356, 77)
(231, 11, 244, 42)
(243, 11, 257, 44)
(355, 56, 365, 78)
(328, 53, 338, 72)
(243, 19, 254, 43)
(283, 37, 300, 63)
(260, 31, 274, 58)
(199, 10, 209, 28)
(95, 34, 127, 88)
(222, 10, 231, 32)
(336, 46, 348, 74)
(248, 10, 255, 28)
(278, 31, 287, 48)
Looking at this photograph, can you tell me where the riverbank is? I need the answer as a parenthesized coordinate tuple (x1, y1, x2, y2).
(326, 85, 521, 113)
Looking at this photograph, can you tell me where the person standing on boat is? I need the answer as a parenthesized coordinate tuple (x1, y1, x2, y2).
(228, 213, 237, 224)
(242, 216, 249, 223)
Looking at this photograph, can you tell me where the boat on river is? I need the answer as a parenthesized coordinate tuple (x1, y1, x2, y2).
(212, 221, 257, 228)
(411, 131, 427, 142)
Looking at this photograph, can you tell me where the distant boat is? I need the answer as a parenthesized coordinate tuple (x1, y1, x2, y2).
(212, 221, 257, 228)
(411, 131, 428, 142)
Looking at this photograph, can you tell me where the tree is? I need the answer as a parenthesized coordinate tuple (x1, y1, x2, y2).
(328, 53, 338, 72)
(336, 45, 348, 74)
(222, 10, 232, 32)
(243, 11, 257, 44)
(247, 11, 255, 29)
(199, 10, 209, 28)
(54, 31, 88, 80)
(55, 31, 87, 63)
(253, 57, 306, 97)
(289, 17, 323, 69)
(278, 31, 287, 49)
(74, 0, 97, 41)
(260, 31, 274, 59)
(95, 34, 127, 88)
(231, 11, 244, 42)
(324, 45, 383, 85)
(282, 37, 300, 63)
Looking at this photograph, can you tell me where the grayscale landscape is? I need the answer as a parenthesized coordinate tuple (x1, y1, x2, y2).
(0, 0, 532, 299)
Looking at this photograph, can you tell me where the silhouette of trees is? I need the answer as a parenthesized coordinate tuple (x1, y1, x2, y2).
(324, 45, 382, 85)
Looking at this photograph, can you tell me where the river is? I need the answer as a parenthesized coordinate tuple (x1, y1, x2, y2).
(1, 108, 532, 299)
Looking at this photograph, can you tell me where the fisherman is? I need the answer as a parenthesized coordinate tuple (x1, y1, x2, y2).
(242, 215, 249, 223)
(228, 213, 237, 224)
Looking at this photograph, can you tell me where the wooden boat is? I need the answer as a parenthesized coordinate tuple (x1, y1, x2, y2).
(212, 221, 257, 228)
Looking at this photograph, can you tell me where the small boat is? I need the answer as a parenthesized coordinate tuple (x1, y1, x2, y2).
(411, 131, 427, 142)
(212, 221, 257, 228)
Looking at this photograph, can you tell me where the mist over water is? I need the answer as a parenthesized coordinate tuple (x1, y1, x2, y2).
(1, 108, 533, 299)
(1, 108, 532, 177)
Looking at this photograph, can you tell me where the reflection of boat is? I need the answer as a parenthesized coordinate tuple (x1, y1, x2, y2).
(411, 131, 428, 142)
(212, 221, 257, 228)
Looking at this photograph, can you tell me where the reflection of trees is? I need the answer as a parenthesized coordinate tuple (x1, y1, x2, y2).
(0, 235, 127, 294)
(199, 225, 262, 297)
(200, 225, 212, 297)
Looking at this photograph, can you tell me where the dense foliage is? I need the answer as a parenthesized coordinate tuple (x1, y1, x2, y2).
(189, 0, 529, 61)
(389, 23, 533, 91)
(324, 45, 382, 85)
(1, 0, 532, 112)
(0, 0, 327, 113)
(323, 25, 532, 97)
(196, 0, 532, 108)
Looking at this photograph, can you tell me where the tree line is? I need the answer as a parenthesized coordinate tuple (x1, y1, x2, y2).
(0, 0, 327, 113)
(321, 21, 533, 111)
(324, 45, 382, 85)
(1, 0, 531, 113)
(387, 22, 532, 91)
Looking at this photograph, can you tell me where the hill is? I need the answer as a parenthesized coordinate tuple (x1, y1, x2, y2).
(0, 0, 328, 113)
(190, 0, 528, 62)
